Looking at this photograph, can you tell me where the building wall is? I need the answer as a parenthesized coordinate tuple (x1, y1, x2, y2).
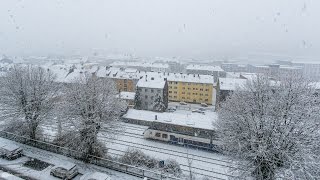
(113, 78, 137, 92)
(168, 81, 214, 105)
(137, 86, 168, 111)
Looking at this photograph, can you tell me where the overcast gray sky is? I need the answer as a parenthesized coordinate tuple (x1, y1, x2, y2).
(0, 0, 319, 60)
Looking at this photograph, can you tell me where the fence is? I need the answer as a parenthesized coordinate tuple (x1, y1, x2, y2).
(0, 131, 181, 180)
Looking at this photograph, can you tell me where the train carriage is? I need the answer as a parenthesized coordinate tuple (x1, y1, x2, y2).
(143, 128, 221, 152)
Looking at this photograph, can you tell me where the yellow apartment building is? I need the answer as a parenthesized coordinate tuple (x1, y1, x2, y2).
(168, 81, 214, 105)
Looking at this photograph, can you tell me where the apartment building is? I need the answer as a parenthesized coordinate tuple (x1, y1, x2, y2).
(136, 78, 168, 111)
(104, 67, 216, 105)
(186, 64, 226, 82)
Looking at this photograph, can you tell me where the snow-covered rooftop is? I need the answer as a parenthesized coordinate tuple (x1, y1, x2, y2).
(218, 78, 247, 91)
(186, 64, 224, 72)
(105, 68, 214, 84)
(123, 109, 217, 130)
(110, 61, 169, 69)
(136, 78, 166, 89)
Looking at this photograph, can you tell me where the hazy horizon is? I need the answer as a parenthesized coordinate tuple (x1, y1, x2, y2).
(1, 0, 319, 61)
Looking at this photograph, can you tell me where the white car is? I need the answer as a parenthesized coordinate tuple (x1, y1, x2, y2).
(0, 144, 23, 160)
(50, 162, 78, 180)
(80, 172, 111, 180)
(179, 101, 187, 105)
(192, 109, 205, 114)
(200, 103, 208, 107)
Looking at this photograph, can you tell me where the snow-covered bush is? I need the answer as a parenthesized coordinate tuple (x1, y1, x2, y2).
(53, 130, 108, 160)
(120, 148, 157, 168)
(162, 159, 182, 177)
(120, 148, 182, 177)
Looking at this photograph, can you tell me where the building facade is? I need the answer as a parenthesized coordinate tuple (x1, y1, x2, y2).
(136, 78, 168, 111)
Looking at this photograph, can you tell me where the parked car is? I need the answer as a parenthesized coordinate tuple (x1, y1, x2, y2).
(167, 107, 176, 112)
(192, 109, 205, 114)
(50, 162, 78, 180)
(80, 172, 111, 180)
(179, 101, 187, 105)
(198, 107, 206, 111)
(0, 144, 23, 160)
(200, 103, 208, 107)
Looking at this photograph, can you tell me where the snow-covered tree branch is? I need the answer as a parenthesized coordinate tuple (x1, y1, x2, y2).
(59, 73, 126, 161)
(216, 74, 320, 179)
(0, 65, 58, 139)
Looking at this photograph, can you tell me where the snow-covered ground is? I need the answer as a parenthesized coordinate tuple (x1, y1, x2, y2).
(40, 120, 233, 179)
(0, 137, 141, 180)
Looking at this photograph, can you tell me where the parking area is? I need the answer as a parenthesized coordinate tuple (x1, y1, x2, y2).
(0, 137, 141, 180)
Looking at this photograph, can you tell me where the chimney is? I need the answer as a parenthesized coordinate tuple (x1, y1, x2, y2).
(155, 115, 158, 120)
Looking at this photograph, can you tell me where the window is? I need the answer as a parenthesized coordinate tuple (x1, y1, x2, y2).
(157, 90, 161, 93)
(205, 94, 208, 96)
(151, 96, 154, 100)
(169, 86, 172, 89)
(145, 95, 148, 99)
(174, 87, 177, 89)
(145, 102, 148, 105)
(182, 92, 185, 94)
(182, 87, 185, 89)
(162, 134, 168, 138)
(145, 89, 148, 92)
(169, 82, 172, 84)
(174, 96, 177, 98)
(151, 89, 154, 93)
(169, 91, 172, 93)
(205, 89, 209, 91)
(188, 83, 191, 85)
(155, 133, 161, 137)
(175, 82, 178, 84)
(182, 97, 185, 99)
(174, 91, 177, 94)
(200, 88, 203, 91)
(205, 99, 208, 102)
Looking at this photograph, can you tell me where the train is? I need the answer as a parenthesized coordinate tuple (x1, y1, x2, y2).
(143, 128, 221, 152)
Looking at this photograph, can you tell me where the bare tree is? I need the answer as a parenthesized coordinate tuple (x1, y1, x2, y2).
(0, 65, 58, 139)
(59, 73, 126, 161)
(216, 75, 320, 179)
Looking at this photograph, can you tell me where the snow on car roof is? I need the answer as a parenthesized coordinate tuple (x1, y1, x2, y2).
(123, 109, 217, 130)
(54, 161, 76, 170)
(81, 172, 111, 180)
(0, 144, 21, 152)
